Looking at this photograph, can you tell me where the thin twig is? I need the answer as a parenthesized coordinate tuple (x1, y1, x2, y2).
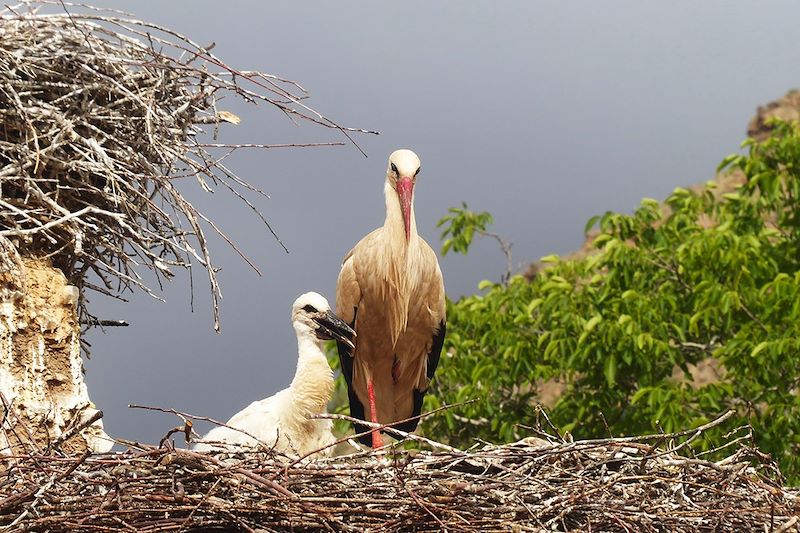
(47, 410, 104, 452)
(127, 403, 269, 449)
(0, 1, 374, 333)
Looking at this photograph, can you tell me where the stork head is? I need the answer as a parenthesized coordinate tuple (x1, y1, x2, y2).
(387, 149, 421, 242)
(292, 292, 355, 349)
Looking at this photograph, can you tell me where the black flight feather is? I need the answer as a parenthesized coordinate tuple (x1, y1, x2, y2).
(392, 319, 446, 434)
(336, 307, 373, 446)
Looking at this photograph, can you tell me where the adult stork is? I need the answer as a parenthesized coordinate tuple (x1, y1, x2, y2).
(194, 292, 355, 457)
(336, 149, 446, 448)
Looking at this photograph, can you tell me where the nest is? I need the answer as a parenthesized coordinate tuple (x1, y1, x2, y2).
(0, 1, 371, 329)
(1, 411, 797, 532)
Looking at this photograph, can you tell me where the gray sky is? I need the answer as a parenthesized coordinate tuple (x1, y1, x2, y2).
(82, 1, 800, 444)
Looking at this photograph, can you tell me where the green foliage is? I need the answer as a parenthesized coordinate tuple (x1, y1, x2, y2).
(437, 202, 493, 256)
(424, 120, 800, 484)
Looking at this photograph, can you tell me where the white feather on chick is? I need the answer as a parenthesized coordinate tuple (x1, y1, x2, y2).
(194, 292, 354, 457)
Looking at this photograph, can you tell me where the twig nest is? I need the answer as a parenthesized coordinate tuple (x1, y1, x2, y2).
(1, 1, 364, 329)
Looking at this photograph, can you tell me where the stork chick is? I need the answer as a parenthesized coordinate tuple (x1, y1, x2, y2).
(336, 149, 446, 448)
(194, 292, 354, 457)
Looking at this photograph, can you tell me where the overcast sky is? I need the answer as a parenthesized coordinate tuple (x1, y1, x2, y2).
(79, 1, 800, 445)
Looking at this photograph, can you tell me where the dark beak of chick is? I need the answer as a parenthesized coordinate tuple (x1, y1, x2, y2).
(313, 310, 356, 349)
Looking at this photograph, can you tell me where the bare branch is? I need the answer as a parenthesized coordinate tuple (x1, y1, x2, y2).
(0, 1, 375, 331)
(0, 404, 794, 531)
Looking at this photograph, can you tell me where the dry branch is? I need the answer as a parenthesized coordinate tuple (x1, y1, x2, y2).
(0, 1, 375, 330)
(0, 412, 798, 532)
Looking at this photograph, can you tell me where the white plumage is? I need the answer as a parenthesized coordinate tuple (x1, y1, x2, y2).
(194, 292, 355, 457)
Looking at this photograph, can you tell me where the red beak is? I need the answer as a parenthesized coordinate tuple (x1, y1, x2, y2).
(396, 177, 414, 241)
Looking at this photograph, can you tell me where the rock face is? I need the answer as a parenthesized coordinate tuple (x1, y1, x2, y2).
(748, 89, 800, 141)
(0, 257, 111, 456)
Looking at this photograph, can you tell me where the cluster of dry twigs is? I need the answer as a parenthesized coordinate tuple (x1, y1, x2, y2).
(0, 1, 373, 330)
(1, 409, 797, 532)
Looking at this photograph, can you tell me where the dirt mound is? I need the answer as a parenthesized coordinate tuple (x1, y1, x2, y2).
(748, 89, 800, 141)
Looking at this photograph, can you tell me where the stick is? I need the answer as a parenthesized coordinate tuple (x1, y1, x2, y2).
(47, 410, 104, 452)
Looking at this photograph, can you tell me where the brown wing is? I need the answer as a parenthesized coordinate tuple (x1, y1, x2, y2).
(335, 236, 371, 445)
(335, 245, 361, 326)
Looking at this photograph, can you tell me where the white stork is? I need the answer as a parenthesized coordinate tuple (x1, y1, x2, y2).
(194, 292, 355, 457)
(336, 149, 446, 448)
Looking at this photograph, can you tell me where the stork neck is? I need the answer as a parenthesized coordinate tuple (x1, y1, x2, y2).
(289, 333, 334, 416)
(384, 180, 417, 246)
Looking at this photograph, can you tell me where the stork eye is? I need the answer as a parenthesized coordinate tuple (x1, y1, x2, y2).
(390, 162, 398, 173)
(302, 304, 317, 313)
(414, 166, 421, 177)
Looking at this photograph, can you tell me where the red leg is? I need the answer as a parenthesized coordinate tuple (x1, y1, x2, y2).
(367, 378, 384, 448)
